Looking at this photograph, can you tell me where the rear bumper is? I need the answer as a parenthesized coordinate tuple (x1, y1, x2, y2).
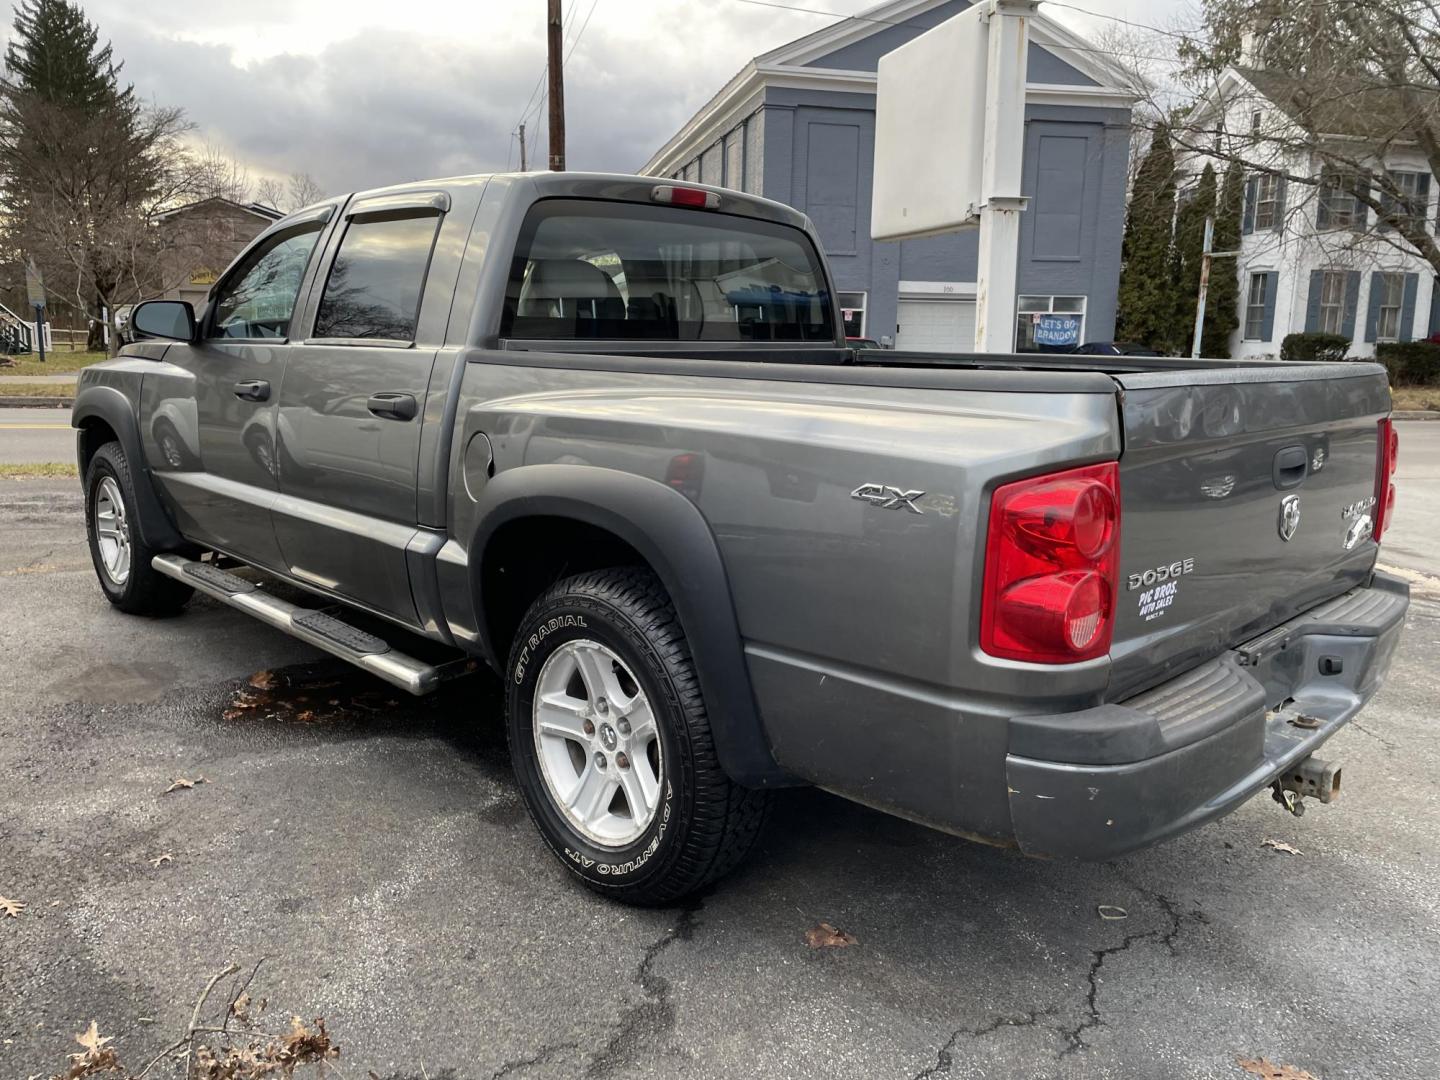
(1005, 571, 1409, 860)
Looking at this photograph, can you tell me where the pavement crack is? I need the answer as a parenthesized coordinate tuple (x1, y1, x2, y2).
(1060, 885, 1205, 1055)
(1349, 720, 1399, 752)
(584, 898, 702, 1078)
(491, 1041, 580, 1079)
(911, 1009, 1052, 1078)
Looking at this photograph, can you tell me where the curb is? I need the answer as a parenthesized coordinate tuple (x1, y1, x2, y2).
(0, 396, 71, 408)
(1393, 409, 1440, 421)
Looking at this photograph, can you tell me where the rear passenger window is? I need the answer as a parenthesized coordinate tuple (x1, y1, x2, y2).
(313, 211, 441, 341)
(501, 198, 834, 342)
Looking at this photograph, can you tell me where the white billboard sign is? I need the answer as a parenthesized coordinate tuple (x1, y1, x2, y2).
(870, 6, 989, 242)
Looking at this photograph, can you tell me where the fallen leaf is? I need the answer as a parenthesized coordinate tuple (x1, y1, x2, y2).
(296, 710, 316, 723)
(148, 853, 172, 869)
(248, 669, 279, 690)
(163, 775, 208, 794)
(64, 1020, 122, 1077)
(804, 922, 858, 948)
(1237, 1056, 1320, 1079)
(0, 895, 23, 918)
(221, 708, 247, 721)
(1261, 839, 1303, 856)
(73, 1021, 112, 1055)
(231, 991, 251, 1023)
(1097, 905, 1129, 920)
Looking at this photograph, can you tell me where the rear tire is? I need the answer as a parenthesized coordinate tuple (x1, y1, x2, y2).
(84, 441, 193, 616)
(506, 567, 770, 905)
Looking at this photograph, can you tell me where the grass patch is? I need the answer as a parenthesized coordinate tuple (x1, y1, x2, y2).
(0, 461, 77, 479)
(0, 381, 73, 398)
(0, 348, 107, 376)
(1392, 386, 1440, 412)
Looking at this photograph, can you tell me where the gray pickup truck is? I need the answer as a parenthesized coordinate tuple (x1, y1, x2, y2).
(73, 172, 1408, 904)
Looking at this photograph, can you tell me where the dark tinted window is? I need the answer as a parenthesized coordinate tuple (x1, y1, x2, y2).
(209, 226, 322, 340)
(502, 199, 834, 342)
(313, 212, 440, 340)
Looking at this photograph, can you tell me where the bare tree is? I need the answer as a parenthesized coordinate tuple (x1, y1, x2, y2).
(251, 170, 324, 213)
(286, 171, 323, 210)
(1161, 0, 1440, 275)
(187, 139, 253, 203)
(253, 174, 286, 211)
(0, 90, 196, 352)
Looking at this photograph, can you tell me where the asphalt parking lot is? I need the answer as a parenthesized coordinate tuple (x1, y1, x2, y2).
(1, 449, 1438, 1078)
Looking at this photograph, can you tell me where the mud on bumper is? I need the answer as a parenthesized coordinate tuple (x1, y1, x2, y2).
(1005, 571, 1410, 860)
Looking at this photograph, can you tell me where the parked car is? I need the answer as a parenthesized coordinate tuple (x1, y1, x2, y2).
(74, 172, 1407, 904)
(1068, 341, 1162, 356)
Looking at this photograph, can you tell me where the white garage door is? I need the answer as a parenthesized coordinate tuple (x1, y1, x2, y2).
(896, 299, 976, 351)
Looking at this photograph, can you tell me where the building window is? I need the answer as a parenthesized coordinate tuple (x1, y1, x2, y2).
(1318, 270, 1348, 335)
(1374, 272, 1405, 341)
(1244, 272, 1271, 340)
(1317, 171, 1361, 230)
(1254, 174, 1281, 230)
(1380, 171, 1429, 232)
(1016, 295, 1086, 351)
(838, 291, 866, 338)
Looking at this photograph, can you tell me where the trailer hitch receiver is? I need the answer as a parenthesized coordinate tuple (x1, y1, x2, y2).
(1272, 755, 1342, 816)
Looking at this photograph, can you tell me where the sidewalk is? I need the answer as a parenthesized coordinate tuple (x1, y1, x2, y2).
(0, 372, 79, 384)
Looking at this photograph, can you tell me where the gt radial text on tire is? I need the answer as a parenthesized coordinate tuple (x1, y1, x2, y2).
(506, 567, 770, 905)
(84, 441, 193, 616)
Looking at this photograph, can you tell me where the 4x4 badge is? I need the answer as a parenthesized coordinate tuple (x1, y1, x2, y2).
(1278, 494, 1301, 542)
(850, 483, 925, 514)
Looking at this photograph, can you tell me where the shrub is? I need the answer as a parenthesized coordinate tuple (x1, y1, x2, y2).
(1280, 331, 1351, 362)
(1375, 341, 1440, 386)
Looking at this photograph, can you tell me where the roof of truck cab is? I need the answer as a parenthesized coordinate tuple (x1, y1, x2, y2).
(315, 171, 813, 231)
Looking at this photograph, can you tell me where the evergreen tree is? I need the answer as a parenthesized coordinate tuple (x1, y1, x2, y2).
(1173, 162, 1216, 357)
(3, 0, 130, 111)
(1116, 127, 1179, 353)
(1201, 163, 1244, 358)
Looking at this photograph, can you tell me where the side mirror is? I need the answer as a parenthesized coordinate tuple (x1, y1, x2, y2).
(131, 299, 196, 342)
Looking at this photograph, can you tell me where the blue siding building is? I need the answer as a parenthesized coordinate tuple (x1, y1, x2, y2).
(641, 0, 1136, 351)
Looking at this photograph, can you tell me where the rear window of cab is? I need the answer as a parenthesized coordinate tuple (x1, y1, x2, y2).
(501, 198, 834, 343)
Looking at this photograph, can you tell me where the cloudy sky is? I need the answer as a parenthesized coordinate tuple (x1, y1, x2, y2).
(37, 0, 1191, 199)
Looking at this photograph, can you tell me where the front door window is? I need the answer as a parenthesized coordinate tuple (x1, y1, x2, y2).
(209, 226, 323, 340)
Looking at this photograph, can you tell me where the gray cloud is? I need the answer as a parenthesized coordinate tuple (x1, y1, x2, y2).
(15, 0, 1186, 199)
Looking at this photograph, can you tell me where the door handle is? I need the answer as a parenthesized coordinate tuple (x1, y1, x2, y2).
(232, 380, 270, 402)
(367, 392, 418, 421)
(1272, 445, 1309, 490)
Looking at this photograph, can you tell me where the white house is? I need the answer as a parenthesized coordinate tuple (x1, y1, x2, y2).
(1185, 62, 1437, 358)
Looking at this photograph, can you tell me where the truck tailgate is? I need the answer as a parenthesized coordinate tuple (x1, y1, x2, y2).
(1107, 362, 1392, 700)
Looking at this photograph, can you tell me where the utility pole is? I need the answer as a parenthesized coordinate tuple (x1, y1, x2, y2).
(972, 0, 1034, 353)
(546, 0, 566, 171)
(518, 122, 528, 171)
(1191, 215, 1241, 359)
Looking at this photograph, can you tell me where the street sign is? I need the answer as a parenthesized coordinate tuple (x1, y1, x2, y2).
(871, 6, 988, 242)
(25, 258, 45, 310)
(872, 0, 1037, 352)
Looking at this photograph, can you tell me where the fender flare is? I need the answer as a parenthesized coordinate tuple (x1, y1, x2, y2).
(470, 464, 792, 788)
(71, 384, 186, 550)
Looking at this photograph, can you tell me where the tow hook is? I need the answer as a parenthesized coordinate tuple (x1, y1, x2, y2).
(1271, 755, 1343, 817)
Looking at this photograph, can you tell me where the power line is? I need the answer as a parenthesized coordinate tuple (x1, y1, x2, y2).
(728, 0, 1192, 66)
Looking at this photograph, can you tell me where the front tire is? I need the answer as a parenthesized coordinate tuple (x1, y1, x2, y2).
(506, 568, 770, 905)
(84, 441, 193, 616)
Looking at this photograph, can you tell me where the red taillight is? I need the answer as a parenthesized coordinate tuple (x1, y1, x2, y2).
(1373, 417, 1399, 541)
(650, 185, 719, 209)
(980, 462, 1121, 664)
